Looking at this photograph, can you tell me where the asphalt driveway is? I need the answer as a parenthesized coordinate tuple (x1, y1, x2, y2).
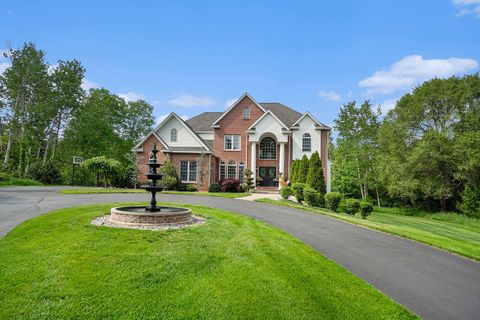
(0, 186, 479, 320)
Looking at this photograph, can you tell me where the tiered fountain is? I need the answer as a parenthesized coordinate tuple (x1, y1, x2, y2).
(109, 143, 193, 226)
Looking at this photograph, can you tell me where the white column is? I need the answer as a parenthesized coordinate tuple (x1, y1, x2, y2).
(279, 142, 285, 177)
(251, 142, 257, 185)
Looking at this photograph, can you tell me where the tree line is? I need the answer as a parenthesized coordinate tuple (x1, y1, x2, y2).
(332, 74, 480, 217)
(0, 42, 154, 185)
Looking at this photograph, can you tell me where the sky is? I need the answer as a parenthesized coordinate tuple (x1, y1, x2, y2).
(1, 0, 479, 127)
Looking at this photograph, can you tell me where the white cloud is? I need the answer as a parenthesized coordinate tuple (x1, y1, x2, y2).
(224, 98, 237, 108)
(318, 91, 342, 101)
(453, 0, 480, 17)
(168, 94, 216, 108)
(359, 55, 478, 95)
(81, 79, 99, 91)
(155, 113, 189, 125)
(118, 91, 145, 102)
(379, 98, 399, 114)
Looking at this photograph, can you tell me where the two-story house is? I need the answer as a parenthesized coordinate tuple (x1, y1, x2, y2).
(134, 93, 331, 191)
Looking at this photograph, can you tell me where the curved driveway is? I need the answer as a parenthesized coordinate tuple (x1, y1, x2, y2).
(1, 186, 479, 320)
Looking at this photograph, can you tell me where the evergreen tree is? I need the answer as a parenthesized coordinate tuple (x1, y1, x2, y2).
(306, 151, 326, 193)
(297, 155, 309, 183)
(290, 160, 298, 183)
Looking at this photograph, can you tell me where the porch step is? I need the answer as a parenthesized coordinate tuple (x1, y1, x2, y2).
(254, 187, 280, 194)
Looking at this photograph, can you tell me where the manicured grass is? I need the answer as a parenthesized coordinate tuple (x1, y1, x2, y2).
(0, 177, 43, 187)
(257, 198, 480, 261)
(0, 203, 415, 319)
(59, 187, 146, 194)
(163, 190, 249, 198)
(59, 188, 249, 198)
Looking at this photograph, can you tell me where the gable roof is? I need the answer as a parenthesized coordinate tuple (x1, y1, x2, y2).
(291, 112, 331, 130)
(259, 103, 303, 128)
(247, 110, 290, 131)
(185, 112, 222, 132)
(210, 92, 265, 127)
(152, 112, 212, 151)
(133, 131, 169, 151)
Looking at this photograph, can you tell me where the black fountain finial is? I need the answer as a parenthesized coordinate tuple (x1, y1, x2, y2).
(145, 143, 164, 212)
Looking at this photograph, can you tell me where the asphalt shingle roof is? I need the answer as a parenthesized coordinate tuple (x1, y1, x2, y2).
(259, 103, 303, 128)
(185, 112, 223, 132)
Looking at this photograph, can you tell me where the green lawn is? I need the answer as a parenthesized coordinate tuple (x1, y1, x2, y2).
(59, 187, 249, 198)
(257, 198, 480, 261)
(0, 177, 43, 187)
(0, 203, 415, 319)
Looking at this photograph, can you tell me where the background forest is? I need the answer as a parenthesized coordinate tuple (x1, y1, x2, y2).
(1, 42, 479, 217)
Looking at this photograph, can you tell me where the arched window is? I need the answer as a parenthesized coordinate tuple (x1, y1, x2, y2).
(302, 133, 311, 151)
(219, 161, 226, 180)
(260, 137, 276, 159)
(170, 128, 177, 142)
(238, 161, 245, 183)
(228, 160, 237, 179)
(243, 107, 250, 120)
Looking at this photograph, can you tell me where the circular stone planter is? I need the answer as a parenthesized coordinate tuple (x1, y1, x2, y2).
(110, 206, 193, 226)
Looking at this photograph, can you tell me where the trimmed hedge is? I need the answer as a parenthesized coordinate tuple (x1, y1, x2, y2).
(209, 182, 221, 192)
(281, 186, 293, 199)
(345, 198, 360, 215)
(360, 201, 373, 219)
(325, 192, 342, 212)
(304, 186, 320, 207)
(292, 183, 306, 203)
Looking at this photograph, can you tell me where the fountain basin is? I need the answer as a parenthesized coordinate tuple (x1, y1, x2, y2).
(110, 206, 193, 225)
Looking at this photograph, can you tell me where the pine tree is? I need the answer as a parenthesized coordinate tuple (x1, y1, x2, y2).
(307, 151, 326, 193)
(290, 160, 298, 183)
(297, 155, 309, 183)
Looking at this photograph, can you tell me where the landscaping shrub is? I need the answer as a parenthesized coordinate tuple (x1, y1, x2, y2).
(160, 176, 178, 190)
(186, 184, 198, 192)
(306, 151, 326, 193)
(243, 168, 254, 192)
(360, 201, 373, 219)
(316, 192, 326, 208)
(208, 182, 221, 192)
(281, 186, 293, 199)
(292, 183, 306, 203)
(0, 171, 11, 182)
(304, 186, 320, 207)
(221, 178, 240, 192)
(297, 155, 309, 183)
(459, 186, 480, 218)
(28, 161, 61, 185)
(345, 198, 360, 215)
(325, 192, 342, 212)
(176, 183, 187, 191)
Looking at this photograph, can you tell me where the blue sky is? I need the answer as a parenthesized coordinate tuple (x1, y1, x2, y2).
(1, 0, 479, 127)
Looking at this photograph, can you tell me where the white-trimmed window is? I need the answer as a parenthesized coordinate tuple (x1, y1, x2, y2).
(219, 161, 226, 180)
(180, 161, 197, 182)
(243, 107, 250, 120)
(227, 160, 237, 179)
(238, 161, 245, 183)
(302, 133, 311, 152)
(260, 137, 276, 159)
(170, 128, 177, 142)
(224, 135, 241, 151)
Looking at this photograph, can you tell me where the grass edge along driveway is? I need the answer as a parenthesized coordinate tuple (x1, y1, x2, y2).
(58, 187, 249, 198)
(0, 202, 416, 319)
(256, 198, 480, 261)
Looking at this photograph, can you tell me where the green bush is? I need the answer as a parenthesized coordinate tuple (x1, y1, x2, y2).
(0, 171, 11, 182)
(159, 175, 177, 190)
(27, 161, 61, 185)
(304, 186, 320, 207)
(292, 183, 306, 203)
(345, 198, 360, 215)
(281, 186, 293, 199)
(186, 184, 198, 192)
(316, 192, 326, 208)
(306, 151, 326, 193)
(359, 201, 373, 219)
(209, 182, 221, 192)
(459, 186, 480, 218)
(176, 183, 187, 191)
(325, 192, 342, 212)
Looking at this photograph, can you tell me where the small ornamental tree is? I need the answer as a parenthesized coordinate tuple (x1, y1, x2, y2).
(306, 151, 326, 194)
(290, 160, 298, 183)
(81, 156, 121, 187)
(297, 155, 309, 183)
(159, 160, 178, 190)
(243, 168, 254, 193)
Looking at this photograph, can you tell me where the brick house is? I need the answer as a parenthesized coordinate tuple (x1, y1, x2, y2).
(134, 93, 331, 191)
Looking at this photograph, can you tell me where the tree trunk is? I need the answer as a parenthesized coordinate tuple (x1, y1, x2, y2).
(43, 135, 50, 164)
(3, 124, 14, 168)
(355, 157, 365, 200)
(375, 186, 381, 207)
(24, 145, 32, 177)
(96, 172, 99, 187)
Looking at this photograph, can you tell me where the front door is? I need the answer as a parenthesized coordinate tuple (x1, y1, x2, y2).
(259, 167, 276, 186)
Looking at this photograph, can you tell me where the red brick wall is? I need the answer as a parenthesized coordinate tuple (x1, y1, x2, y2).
(321, 130, 329, 180)
(169, 153, 210, 191)
(213, 95, 264, 178)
